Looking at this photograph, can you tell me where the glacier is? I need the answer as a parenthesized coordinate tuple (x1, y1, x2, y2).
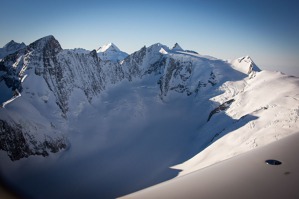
(0, 35, 298, 199)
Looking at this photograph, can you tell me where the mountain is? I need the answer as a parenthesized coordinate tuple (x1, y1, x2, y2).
(0, 40, 26, 59)
(171, 43, 184, 51)
(231, 55, 261, 76)
(97, 42, 128, 62)
(0, 35, 298, 199)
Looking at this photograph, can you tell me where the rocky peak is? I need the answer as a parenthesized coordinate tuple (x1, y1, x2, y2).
(3, 40, 16, 47)
(3, 40, 26, 50)
(90, 49, 100, 62)
(171, 43, 184, 51)
(0, 40, 26, 59)
(90, 49, 98, 57)
(28, 35, 62, 55)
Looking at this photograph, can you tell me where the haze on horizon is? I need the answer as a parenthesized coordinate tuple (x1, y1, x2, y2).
(0, 0, 298, 76)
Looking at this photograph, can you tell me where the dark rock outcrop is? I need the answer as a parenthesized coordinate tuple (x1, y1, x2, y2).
(0, 120, 66, 161)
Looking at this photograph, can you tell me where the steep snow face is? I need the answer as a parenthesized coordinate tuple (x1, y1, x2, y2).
(0, 40, 26, 59)
(97, 43, 128, 62)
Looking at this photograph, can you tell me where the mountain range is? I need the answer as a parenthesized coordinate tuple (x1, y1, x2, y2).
(0, 35, 298, 198)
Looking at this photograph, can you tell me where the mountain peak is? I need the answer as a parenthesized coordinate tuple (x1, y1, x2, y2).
(242, 55, 253, 62)
(147, 43, 170, 52)
(231, 55, 261, 75)
(29, 35, 62, 53)
(0, 40, 26, 59)
(3, 40, 26, 50)
(237, 56, 255, 66)
(37, 35, 57, 44)
(171, 43, 184, 51)
(97, 42, 128, 62)
(3, 40, 16, 48)
(97, 43, 120, 53)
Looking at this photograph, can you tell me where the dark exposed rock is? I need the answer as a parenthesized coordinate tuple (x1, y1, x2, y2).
(208, 71, 217, 86)
(0, 51, 24, 95)
(159, 58, 178, 97)
(207, 99, 235, 122)
(0, 120, 66, 161)
(122, 46, 146, 81)
(143, 56, 166, 76)
(28, 35, 62, 54)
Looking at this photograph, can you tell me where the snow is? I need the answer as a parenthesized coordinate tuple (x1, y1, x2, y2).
(121, 132, 299, 199)
(0, 36, 298, 199)
(231, 55, 261, 75)
(21, 74, 27, 82)
(97, 43, 128, 62)
(159, 47, 168, 54)
(172, 70, 299, 176)
(97, 42, 121, 52)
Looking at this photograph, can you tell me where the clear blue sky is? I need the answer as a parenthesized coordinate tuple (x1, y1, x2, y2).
(1, 0, 298, 76)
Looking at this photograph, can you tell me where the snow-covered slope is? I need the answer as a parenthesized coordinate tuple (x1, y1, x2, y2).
(0, 35, 298, 199)
(173, 70, 299, 176)
(121, 132, 299, 199)
(97, 43, 128, 62)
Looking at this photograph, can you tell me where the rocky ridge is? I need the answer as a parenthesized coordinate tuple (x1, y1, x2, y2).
(0, 35, 261, 160)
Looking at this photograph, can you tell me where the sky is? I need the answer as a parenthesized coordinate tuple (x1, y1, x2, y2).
(0, 0, 298, 76)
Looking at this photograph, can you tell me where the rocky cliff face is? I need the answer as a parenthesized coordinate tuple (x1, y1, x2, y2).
(120, 43, 241, 98)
